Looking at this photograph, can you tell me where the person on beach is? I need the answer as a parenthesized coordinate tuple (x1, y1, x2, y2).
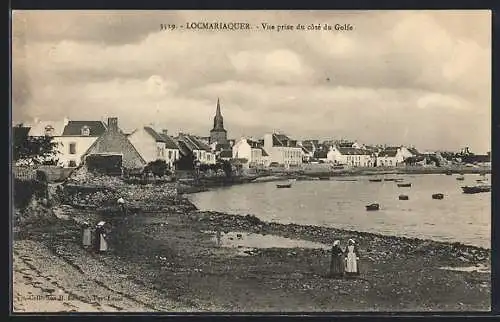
(81, 222, 92, 249)
(94, 221, 109, 253)
(345, 239, 360, 277)
(329, 240, 345, 278)
(117, 197, 126, 216)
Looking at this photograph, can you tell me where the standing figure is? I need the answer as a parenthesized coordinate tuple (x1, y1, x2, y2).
(94, 221, 109, 253)
(117, 197, 126, 216)
(345, 239, 360, 277)
(81, 222, 92, 249)
(329, 240, 344, 278)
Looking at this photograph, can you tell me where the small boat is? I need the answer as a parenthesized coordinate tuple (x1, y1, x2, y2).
(456, 177, 465, 181)
(366, 203, 380, 211)
(399, 195, 409, 200)
(369, 179, 382, 182)
(445, 170, 453, 175)
(394, 178, 404, 182)
(276, 183, 292, 188)
(432, 193, 444, 200)
(336, 178, 357, 182)
(462, 185, 491, 194)
(384, 178, 396, 182)
(397, 183, 412, 187)
(476, 179, 487, 183)
(319, 177, 330, 181)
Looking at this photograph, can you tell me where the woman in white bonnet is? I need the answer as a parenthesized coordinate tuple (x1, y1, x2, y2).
(345, 238, 360, 277)
(329, 240, 345, 278)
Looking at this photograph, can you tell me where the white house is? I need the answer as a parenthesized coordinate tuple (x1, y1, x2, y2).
(263, 133, 303, 168)
(27, 118, 107, 168)
(176, 134, 216, 165)
(376, 146, 414, 167)
(232, 137, 270, 168)
(127, 126, 180, 167)
(327, 146, 374, 167)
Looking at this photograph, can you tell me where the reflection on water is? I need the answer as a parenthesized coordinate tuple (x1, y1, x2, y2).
(204, 231, 330, 250)
(189, 174, 491, 248)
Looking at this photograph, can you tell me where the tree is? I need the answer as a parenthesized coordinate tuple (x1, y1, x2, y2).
(144, 159, 170, 177)
(13, 126, 59, 165)
(217, 159, 233, 178)
(173, 153, 196, 170)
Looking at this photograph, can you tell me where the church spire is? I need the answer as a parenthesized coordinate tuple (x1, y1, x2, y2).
(213, 97, 224, 130)
(216, 97, 221, 118)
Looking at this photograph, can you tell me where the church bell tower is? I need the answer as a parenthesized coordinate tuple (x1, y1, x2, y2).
(209, 98, 227, 145)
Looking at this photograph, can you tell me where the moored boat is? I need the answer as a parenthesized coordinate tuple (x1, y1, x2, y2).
(399, 195, 409, 200)
(397, 183, 411, 187)
(432, 193, 444, 200)
(276, 183, 292, 188)
(365, 203, 380, 211)
(462, 185, 491, 194)
(384, 178, 396, 182)
(369, 179, 382, 182)
(456, 176, 465, 181)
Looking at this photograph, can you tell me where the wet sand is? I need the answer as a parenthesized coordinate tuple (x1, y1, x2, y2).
(12, 205, 491, 312)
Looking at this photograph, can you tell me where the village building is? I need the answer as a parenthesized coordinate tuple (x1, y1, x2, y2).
(263, 133, 303, 168)
(376, 146, 414, 167)
(176, 133, 216, 165)
(25, 118, 107, 168)
(299, 140, 319, 163)
(232, 137, 270, 168)
(82, 117, 146, 169)
(209, 98, 228, 145)
(127, 126, 180, 168)
(327, 145, 374, 167)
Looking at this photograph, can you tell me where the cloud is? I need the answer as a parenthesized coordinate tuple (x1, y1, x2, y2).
(11, 10, 491, 153)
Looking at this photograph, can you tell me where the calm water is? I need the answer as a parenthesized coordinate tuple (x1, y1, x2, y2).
(188, 174, 491, 248)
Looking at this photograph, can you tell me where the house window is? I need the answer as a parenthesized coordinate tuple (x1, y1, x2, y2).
(169, 150, 172, 159)
(81, 126, 90, 136)
(44, 125, 54, 136)
(69, 143, 76, 154)
(68, 160, 77, 167)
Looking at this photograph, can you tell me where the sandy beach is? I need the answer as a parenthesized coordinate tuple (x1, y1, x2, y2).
(12, 199, 491, 312)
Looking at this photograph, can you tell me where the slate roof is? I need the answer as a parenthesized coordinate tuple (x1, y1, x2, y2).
(338, 141, 355, 148)
(261, 149, 269, 157)
(143, 126, 166, 142)
(159, 133, 180, 150)
(338, 147, 372, 155)
(178, 134, 212, 152)
(314, 151, 328, 159)
(379, 149, 399, 157)
(215, 143, 231, 151)
(408, 147, 420, 156)
(61, 121, 106, 137)
(13, 125, 31, 141)
(272, 134, 298, 147)
(28, 120, 66, 137)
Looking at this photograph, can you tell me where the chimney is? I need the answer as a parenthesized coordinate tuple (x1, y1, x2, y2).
(63, 116, 70, 126)
(107, 117, 118, 132)
(162, 129, 168, 136)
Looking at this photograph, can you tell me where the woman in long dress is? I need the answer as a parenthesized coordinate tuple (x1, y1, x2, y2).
(329, 240, 344, 278)
(95, 222, 109, 253)
(82, 222, 92, 249)
(345, 239, 360, 277)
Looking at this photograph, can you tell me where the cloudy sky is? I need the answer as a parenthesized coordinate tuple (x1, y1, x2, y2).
(12, 10, 491, 153)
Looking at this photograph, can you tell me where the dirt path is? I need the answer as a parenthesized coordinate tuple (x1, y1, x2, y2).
(12, 240, 194, 312)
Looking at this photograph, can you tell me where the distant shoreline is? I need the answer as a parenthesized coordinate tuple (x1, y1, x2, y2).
(177, 165, 491, 193)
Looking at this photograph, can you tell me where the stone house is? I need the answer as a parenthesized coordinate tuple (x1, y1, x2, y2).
(82, 117, 146, 169)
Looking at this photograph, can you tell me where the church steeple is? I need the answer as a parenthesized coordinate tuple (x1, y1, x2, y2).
(212, 97, 224, 130)
(210, 97, 227, 145)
